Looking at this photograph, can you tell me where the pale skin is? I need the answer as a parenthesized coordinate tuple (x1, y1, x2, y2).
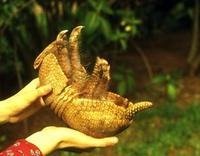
(0, 78, 118, 155)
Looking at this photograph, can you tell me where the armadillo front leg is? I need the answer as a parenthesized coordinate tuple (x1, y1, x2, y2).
(93, 57, 110, 99)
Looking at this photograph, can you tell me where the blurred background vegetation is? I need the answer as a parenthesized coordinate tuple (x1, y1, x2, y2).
(0, 0, 200, 156)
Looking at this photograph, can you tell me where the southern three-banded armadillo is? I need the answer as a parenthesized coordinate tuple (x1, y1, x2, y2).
(33, 26, 153, 138)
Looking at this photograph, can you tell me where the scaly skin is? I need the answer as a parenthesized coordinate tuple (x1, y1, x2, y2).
(34, 26, 153, 138)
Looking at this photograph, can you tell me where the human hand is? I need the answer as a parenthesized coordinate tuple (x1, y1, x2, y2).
(0, 78, 52, 124)
(26, 126, 118, 155)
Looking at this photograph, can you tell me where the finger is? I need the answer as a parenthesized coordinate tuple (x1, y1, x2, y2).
(59, 136, 118, 149)
(13, 85, 51, 111)
(39, 97, 46, 106)
(35, 84, 52, 96)
(8, 103, 41, 123)
(94, 137, 119, 147)
(5, 84, 51, 117)
(77, 136, 118, 148)
(76, 136, 119, 148)
(58, 128, 118, 148)
(22, 85, 52, 104)
(17, 78, 40, 95)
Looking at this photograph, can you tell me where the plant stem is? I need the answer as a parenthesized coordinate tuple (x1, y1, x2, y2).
(132, 42, 153, 80)
(187, 0, 199, 75)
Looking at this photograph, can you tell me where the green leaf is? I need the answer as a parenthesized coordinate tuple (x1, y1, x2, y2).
(102, 5, 113, 15)
(84, 11, 100, 34)
(34, 7, 48, 40)
(167, 83, 176, 100)
(99, 17, 112, 40)
(117, 81, 127, 96)
(131, 25, 138, 36)
(88, 0, 98, 10)
(127, 68, 134, 74)
(96, 0, 105, 13)
(16, 25, 30, 47)
(0, 135, 6, 142)
(187, 8, 193, 19)
(127, 75, 135, 91)
(133, 19, 142, 25)
(120, 39, 127, 50)
(0, 18, 4, 27)
(152, 75, 167, 84)
(113, 73, 124, 81)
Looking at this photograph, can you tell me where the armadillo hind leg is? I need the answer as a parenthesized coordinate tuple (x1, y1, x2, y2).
(56, 31, 72, 77)
(69, 26, 87, 83)
(56, 30, 68, 41)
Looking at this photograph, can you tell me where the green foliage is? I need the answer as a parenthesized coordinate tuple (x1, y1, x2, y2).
(163, 1, 194, 30)
(116, 102, 200, 156)
(112, 66, 135, 96)
(59, 151, 76, 156)
(0, 0, 143, 88)
(0, 0, 194, 91)
(0, 135, 7, 150)
(152, 71, 183, 101)
(135, 0, 194, 33)
(77, 0, 142, 52)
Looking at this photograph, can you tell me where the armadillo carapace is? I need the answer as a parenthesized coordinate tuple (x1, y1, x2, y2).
(33, 26, 153, 138)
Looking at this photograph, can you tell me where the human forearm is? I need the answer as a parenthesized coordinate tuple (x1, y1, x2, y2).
(0, 139, 43, 156)
(0, 100, 10, 124)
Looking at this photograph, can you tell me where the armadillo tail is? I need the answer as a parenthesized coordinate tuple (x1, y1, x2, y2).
(129, 101, 153, 114)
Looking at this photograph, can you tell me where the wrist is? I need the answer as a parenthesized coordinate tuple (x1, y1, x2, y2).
(26, 127, 61, 155)
(0, 100, 11, 124)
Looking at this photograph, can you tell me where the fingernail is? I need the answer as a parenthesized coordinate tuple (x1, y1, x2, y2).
(111, 137, 118, 144)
